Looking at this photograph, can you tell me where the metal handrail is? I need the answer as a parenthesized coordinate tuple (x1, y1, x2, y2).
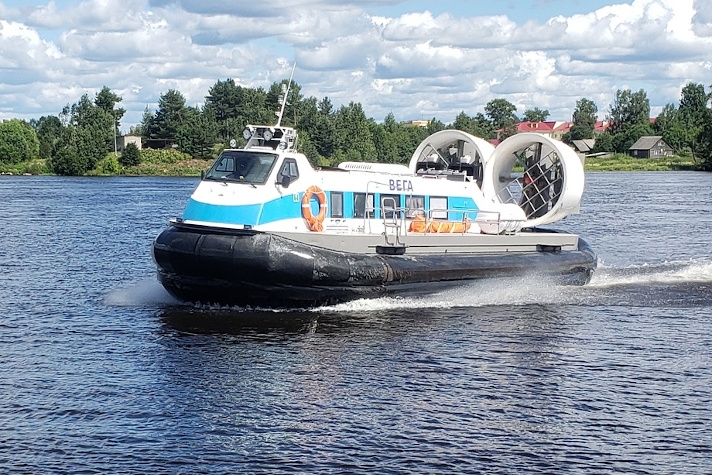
(372, 202, 524, 236)
(381, 197, 404, 245)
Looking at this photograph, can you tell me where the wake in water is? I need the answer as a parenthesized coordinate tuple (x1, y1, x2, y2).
(589, 259, 712, 287)
(127, 259, 712, 335)
(321, 258, 712, 312)
(105, 259, 712, 312)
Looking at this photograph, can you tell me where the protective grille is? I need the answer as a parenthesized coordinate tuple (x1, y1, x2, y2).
(499, 144, 564, 219)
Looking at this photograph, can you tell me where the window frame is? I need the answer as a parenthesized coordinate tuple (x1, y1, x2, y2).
(380, 194, 401, 219)
(406, 195, 425, 218)
(277, 157, 300, 184)
(330, 191, 344, 218)
(204, 151, 278, 185)
(430, 196, 448, 220)
(353, 192, 375, 219)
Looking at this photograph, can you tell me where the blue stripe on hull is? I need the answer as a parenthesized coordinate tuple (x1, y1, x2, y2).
(182, 196, 302, 226)
(182, 193, 480, 226)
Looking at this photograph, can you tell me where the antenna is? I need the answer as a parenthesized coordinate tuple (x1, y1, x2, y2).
(276, 62, 296, 127)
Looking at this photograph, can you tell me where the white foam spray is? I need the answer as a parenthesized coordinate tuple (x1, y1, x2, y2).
(104, 260, 712, 311)
(104, 277, 181, 307)
(589, 259, 712, 288)
(320, 274, 572, 313)
(318, 259, 712, 313)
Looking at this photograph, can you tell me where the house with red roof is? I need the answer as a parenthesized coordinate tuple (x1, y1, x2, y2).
(497, 121, 569, 141)
(496, 120, 611, 142)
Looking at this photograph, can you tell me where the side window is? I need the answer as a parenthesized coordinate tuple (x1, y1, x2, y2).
(380, 194, 400, 219)
(215, 157, 234, 172)
(430, 196, 448, 219)
(331, 192, 343, 218)
(354, 193, 375, 219)
(406, 195, 425, 218)
(278, 158, 299, 183)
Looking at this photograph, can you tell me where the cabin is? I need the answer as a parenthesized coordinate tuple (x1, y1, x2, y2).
(143, 138, 175, 149)
(628, 136, 674, 158)
(571, 139, 596, 155)
(117, 135, 142, 151)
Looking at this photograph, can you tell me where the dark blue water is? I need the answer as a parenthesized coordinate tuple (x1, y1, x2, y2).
(1, 172, 711, 474)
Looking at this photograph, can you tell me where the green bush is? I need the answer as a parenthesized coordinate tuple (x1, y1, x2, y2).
(0, 159, 49, 175)
(0, 119, 39, 164)
(94, 154, 120, 175)
(51, 147, 87, 175)
(22, 160, 50, 175)
(140, 147, 191, 164)
(119, 143, 140, 167)
(212, 143, 226, 157)
(678, 146, 692, 158)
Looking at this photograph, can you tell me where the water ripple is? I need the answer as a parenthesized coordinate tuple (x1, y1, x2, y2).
(1, 174, 711, 474)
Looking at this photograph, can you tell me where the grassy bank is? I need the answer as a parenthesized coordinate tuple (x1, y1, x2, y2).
(0, 151, 702, 176)
(101, 148, 212, 176)
(0, 149, 211, 177)
(583, 153, 698, 171)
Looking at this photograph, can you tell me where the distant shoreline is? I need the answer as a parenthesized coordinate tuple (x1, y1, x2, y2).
(0, 155, 701, 177)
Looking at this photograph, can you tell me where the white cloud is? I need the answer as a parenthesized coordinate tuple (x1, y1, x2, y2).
(382, 11, 519, 47)
(0, 20, 65, 83)
(692, 0, 712, 36)
(27, 0, 148, 32)
(377, 41, 468, 78)
(146, 0, 401, 17)
(1, 0, 711, 130)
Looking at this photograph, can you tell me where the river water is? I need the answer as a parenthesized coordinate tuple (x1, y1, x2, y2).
(1, 172, 711, 474)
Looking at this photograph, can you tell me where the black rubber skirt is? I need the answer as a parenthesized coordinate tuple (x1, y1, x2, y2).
(152, 222, 597, 308)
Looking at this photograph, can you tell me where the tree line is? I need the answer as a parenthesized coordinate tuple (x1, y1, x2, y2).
(1, 79, 711, 175)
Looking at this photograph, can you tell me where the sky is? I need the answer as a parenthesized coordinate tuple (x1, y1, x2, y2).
(0, 0, 711, 133)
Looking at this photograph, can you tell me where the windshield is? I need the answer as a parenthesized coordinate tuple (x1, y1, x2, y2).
(205, 151, 278, 184)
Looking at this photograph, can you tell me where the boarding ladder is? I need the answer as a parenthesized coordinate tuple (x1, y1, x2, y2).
(377, 197, 406, 255)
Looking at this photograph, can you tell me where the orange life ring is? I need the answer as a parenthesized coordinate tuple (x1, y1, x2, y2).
(301, 185, 327, 232)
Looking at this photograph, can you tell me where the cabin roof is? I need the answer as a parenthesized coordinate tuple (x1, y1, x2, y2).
(629, 136, 664, 150)
(572, 139, 595, 152)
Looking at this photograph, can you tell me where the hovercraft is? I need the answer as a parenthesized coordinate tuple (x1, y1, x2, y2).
(153, 106, 596, 308)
